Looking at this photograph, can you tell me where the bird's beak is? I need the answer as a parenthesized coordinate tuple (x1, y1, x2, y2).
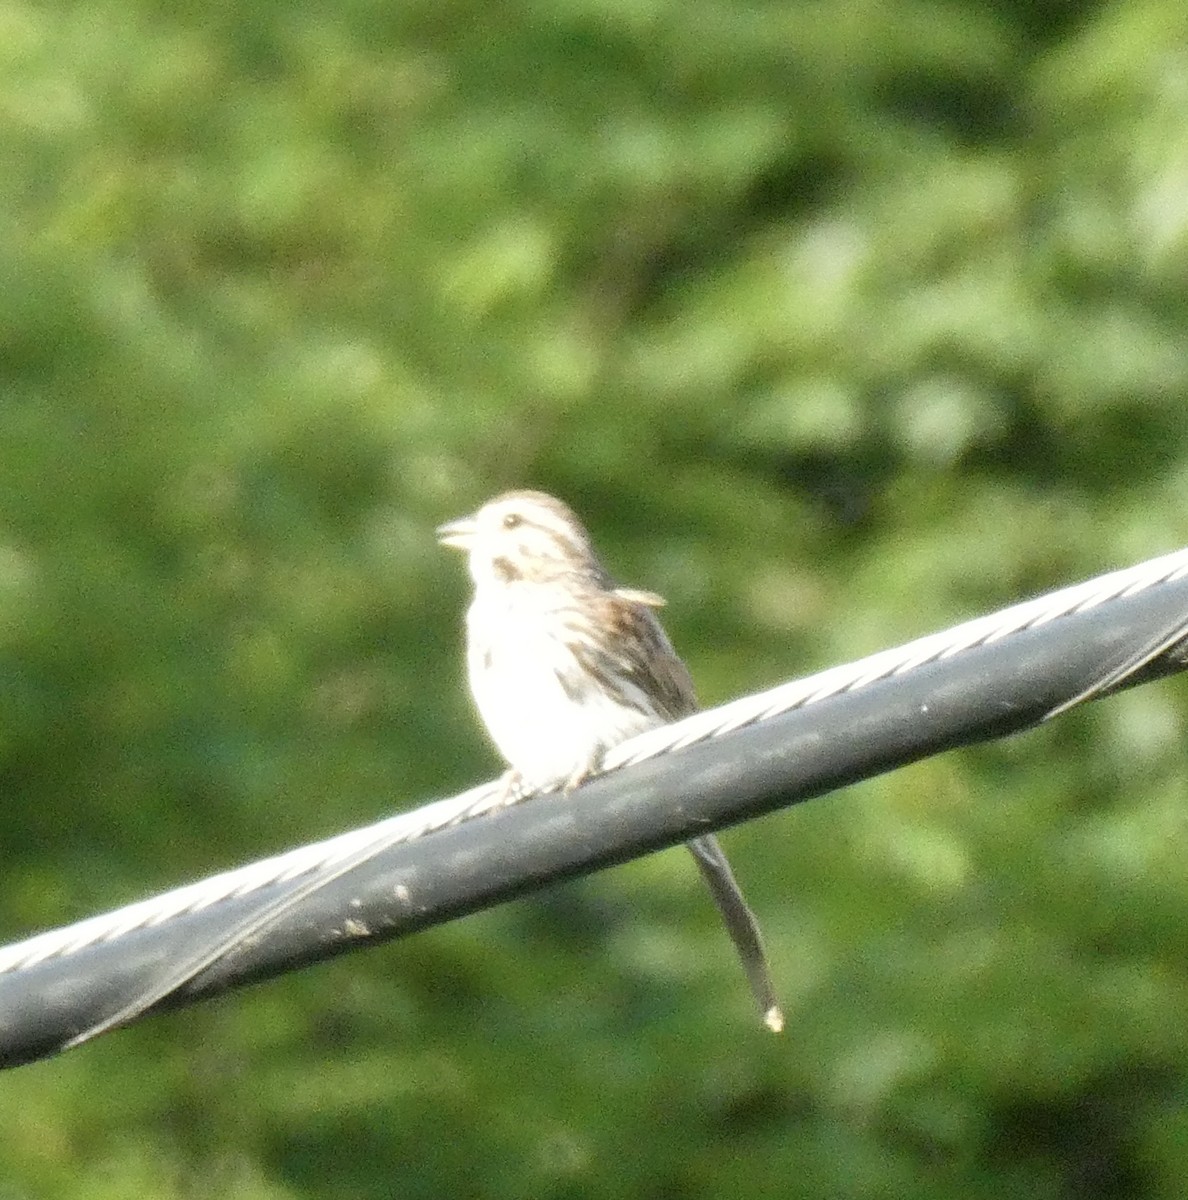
(436, 513, 478, 549)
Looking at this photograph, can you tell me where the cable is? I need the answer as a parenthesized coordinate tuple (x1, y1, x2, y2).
(1, 548, 1186, 1067)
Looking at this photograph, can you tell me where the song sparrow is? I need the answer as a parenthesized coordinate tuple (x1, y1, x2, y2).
(438, 490, 783, 1032)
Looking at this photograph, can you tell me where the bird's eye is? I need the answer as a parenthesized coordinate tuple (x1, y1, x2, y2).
(501, 512, 523, 530)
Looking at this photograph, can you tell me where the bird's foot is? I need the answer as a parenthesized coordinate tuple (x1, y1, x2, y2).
(497, 769, 525, 805)
(562, 752, 602, 795)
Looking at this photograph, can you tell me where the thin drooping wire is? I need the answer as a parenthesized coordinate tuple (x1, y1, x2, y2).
(61, 780, 528, 1047)
(4, 543, 1188, 992)
(1045, 615, 1188, 719)
(0, 779, 516, 975)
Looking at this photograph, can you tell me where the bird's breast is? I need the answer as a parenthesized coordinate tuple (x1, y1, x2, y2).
(464, 587, 661, 787)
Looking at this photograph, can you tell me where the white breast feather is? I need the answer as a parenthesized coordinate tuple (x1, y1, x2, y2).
(466, 583, 662, 787)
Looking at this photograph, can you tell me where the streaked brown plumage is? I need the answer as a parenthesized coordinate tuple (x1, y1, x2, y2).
(439, 490, 783, 1031)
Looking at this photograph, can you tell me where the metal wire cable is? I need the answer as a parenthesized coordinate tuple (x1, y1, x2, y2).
(3, 542, 1187, 983)
(605, 544, 1188, 767)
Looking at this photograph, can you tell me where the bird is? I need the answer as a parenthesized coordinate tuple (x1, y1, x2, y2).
(438, 489, 783, 1032)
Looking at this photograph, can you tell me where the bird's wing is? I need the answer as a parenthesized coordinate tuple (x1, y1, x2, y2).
(565, 588, 699, 721)
(614, 587, 666, 608)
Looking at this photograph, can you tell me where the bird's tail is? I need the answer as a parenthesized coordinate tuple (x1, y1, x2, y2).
(685, 834, 784, 1033)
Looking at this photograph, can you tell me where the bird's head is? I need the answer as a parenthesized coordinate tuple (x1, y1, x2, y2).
(437, 490, 602, 588)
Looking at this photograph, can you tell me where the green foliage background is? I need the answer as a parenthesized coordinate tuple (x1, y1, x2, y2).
(2, 0, 1187, 1195)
